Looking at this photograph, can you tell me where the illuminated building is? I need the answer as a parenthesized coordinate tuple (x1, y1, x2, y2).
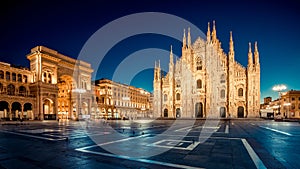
(0, 62, 34, 120)
(280, 90, 300, 118)
(153, 21, 261, 118)
(95, 79, 150, 119)
(0, 46, 95, 120)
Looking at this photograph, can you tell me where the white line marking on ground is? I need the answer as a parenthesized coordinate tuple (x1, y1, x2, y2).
(175, 125, 220, 132)
(98, 134, 151, 146)
(225, 125, 229, 134)
(175, 126, 194, 132)
(241, 139, 267, 169)
(149, 139, 200, 150)
(75, 148, 204, 169)
(0, 130, 66, 141)
(77, 134, 151, 150)
(259, 126, 293, 136)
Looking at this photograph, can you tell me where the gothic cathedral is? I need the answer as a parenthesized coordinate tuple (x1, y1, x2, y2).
(153, 21, 260, 118)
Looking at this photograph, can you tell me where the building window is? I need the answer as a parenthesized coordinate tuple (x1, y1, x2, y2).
(19, 86, 26, 96)
(7, 84, 15, 95)
(197, 79, 202, 89)
(299, 97, 300, 101)
(220, 74, 225, 83)
(48, 74, 52, 83)
(291, 103, 295, 110)
(0, 83, 3, 93)
(17, 74, 22, 82)
(0, 70, 4, 79)
(12, 73, 16, 81)
(164, 94, 167, 102)
(23, 75, 27, 83)
(238, 88, 243, 97)
(176, 80, 181, 88)
(196, 57, 202, 70)
(220, 89, 225, 99)
(292, 97, 295, 101)
(43, 72, 47, 82)
(6, 72, 10, 81)
(298, 104, 300, 109)
(176, 93, 180, 100)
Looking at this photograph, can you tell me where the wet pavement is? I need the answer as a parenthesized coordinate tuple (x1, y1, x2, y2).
(0, 119, 299, 169)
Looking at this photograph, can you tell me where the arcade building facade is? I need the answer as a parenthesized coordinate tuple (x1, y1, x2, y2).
(0, 46, 95, 120)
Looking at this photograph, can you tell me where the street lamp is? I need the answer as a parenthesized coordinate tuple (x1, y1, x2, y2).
(72, 88, 86, 120)
(272, 84, 287, 117)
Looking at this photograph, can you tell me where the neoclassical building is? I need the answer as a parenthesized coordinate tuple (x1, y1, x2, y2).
(0, 46, 95, 120)
(95, 79, 150, 119)
(153, 21, 260, 118)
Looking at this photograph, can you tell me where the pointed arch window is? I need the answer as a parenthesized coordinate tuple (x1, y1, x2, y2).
(238, 88, 243, 97)
(197, 79, 202, 89)
(220, 74, 225, 83)
(164, 94, 168, 102)
(220, 89, 225, 99)
(176, 93, 180, 100)
(196, 57, 202, 70)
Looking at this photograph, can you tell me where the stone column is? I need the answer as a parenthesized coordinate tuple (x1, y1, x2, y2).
(9, 103, 12, 120)
(88, 97, 92, 116)
(4, 109, 7, 118)
(76, 94, 79, 120)
(21, 104, 24, 120)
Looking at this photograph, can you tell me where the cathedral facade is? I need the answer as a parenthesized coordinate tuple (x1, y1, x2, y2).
(153, 21, 260, 118)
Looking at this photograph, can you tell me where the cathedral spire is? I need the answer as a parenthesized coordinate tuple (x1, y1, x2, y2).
(158, 59, 160, 68)
(188, 27, 192, 48)
(207, 22, 211, 42)
(229, 31, 234, 53)
(248, 42, 253, 66)
(212, 20, 217, 42)
(169, 45, 173, 65)
(254, 41, 260, 65)
(183, 29, 186, 48)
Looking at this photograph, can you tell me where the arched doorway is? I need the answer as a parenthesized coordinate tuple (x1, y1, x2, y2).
(220, 107, 226, 118)
(195, 102, 203, 118)
(0, 101, 9, 119)
(12, 102, 21, 120)
(163, 108, 168, 117)
(44, 99, 55, 120)
(24, 103, 33, 120)
(237, 106, 244, 118)
(58, 75, 74, 120)
(176, 108, 181, 118)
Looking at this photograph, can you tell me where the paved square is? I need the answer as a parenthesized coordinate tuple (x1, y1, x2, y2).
(149, 139, 200, 150)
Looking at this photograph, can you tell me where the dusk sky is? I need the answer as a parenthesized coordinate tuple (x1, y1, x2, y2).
(1, 0, 299, 102)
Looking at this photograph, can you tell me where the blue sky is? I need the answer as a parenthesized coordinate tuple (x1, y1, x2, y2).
(0, 0, 299, 102)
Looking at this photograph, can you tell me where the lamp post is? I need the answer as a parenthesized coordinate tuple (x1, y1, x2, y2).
(272, 84, 287, 117)
(73, 88, 86, 120)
